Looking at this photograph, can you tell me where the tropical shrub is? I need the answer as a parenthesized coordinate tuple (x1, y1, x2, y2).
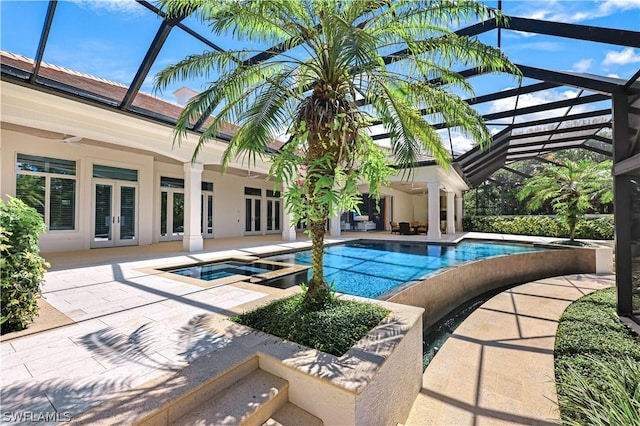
(0, 197, 48, 333)
(232, 291, 389, 356)
(518, 160, 613, 241)
(555, 287, 640, 425)
(462, 215, 614, 240)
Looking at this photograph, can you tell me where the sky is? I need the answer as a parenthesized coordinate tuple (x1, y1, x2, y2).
(1, 0, 639, 154)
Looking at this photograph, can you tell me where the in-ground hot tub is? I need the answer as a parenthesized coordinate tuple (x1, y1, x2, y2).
(157, 258, 309, 289)
(163, 260, 286, 281)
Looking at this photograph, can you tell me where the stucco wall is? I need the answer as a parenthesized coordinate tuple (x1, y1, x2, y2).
(388, 247, 600, 328)
(387, 189, 414, 225)
(1, 128, 155, 252)
(354, 304, 423, 426)
(257, 300, 424, 426)
(1, 127, 289, 252)
(412, 193, 429, 223)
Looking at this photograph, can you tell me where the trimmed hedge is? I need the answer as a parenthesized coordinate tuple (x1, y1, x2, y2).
(232, 293, 390, 356)
(462, 215, 614, 240)
(1, 197, 48, 334)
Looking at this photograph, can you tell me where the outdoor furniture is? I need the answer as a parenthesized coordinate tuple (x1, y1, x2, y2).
(390, 221, 400, 234)
(410, 221, 428, 234)
(354, 215, 376, 231)
(399, 222, 417, 235)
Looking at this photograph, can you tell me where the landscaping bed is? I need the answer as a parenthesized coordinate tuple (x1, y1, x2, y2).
(555, 287, 640, 425)
(231, 293, 390, 356)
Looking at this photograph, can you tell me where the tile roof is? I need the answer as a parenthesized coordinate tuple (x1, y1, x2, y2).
(1, 51, 285, 150)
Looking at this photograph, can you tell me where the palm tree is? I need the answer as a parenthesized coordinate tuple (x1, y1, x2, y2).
(518, 160, 613, 241)
(156, 0, 518, 306)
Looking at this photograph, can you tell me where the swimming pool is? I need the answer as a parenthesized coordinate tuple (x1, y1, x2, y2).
(265, 240, 544, 299)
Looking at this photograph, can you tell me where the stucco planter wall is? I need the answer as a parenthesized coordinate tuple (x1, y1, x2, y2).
(256, 298, 424, 426)
(388, 245, 612, 328)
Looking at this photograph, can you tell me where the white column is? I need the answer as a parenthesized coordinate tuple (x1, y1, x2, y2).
(329, 215, 341, 236)
(183, 162, 203, 252)
(427, 181, 441, 240)
(281, 183, 296, 241)
(446, 191, 455, 234)
(456, 192, 463, 231)
(281, 209, 297, 241)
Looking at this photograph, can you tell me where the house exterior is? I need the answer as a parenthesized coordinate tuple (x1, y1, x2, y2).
(1, 51, 467, 254)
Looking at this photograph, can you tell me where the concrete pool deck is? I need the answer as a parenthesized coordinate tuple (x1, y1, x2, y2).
(0, 232, 614, 424)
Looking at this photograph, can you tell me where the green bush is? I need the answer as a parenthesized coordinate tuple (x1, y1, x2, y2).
(555, 288, 640, 425)
(1, 197, 48, 334)
(462, 215, 614, 240)
(559, 356, 640, 426)
(232, 292, 390, 356)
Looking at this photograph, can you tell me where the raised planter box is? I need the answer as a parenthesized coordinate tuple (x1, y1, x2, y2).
(255, 298, 424, 425)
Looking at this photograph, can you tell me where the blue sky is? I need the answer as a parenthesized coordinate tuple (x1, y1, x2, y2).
(1, 0, 639, 152)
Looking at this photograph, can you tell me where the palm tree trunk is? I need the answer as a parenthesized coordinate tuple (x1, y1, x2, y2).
(306, 219, 329, 304)
(569, 221, 577, 241)
(303, 122, 332, 307)
(568, 213, 577, 241)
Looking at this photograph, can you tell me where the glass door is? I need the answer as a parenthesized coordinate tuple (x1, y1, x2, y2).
(201, 192, 214, 238)
(160, 189, 184, 241)
(91, 181, 138, 248)
(266, 198, 281, 233)
(245, 197, 261, 234)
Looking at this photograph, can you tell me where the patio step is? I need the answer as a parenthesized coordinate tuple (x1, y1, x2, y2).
(171, 369, 289, 426)
(263, 402, 323, 426)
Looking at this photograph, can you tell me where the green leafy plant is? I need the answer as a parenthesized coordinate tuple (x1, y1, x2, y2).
(231, 292, 390, 356)
(0, 197, 49, 333)
(555, 288, 640, 425)
(156, 0, 519, 307)
(462, 215, 614, 240)
(559, 356, 640, 426)
(518, 160, 613, 241)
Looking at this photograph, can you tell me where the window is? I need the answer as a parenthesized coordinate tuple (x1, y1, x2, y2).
(161, 176, 184, 188)
(93, 164, 138, 181)
(16, 154, 77, 230)
(244, 187, 261, 196)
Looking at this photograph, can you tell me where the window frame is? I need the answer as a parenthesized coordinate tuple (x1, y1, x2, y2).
(15, 154, 78, 232)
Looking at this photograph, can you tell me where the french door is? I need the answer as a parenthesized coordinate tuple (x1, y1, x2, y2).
(201, 191, 214, 238)
(160, 189, 184, 241)
(91, 181, 138, 248)
(266, 198, 281, 233)
(245, 197, 261, 234)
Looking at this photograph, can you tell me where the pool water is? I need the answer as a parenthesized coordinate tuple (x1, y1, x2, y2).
(166, 261, 283, 281)
(265, 240, 543, 298)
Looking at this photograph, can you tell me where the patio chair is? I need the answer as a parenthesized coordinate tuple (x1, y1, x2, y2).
(390, 221, 400, 234)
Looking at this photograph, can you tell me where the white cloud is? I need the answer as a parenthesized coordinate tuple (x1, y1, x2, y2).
(517, 42, 565, 52)
(598, 0, 640, 15)
(607, 73, 621, 78)
(71, 0, 144, 15)
(487, 89, 592, 124)
(602, 47, 640, 66)
(572, 58, 593, 73)
(516, 0, 640, 25)
(437, 130, 477, 154)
